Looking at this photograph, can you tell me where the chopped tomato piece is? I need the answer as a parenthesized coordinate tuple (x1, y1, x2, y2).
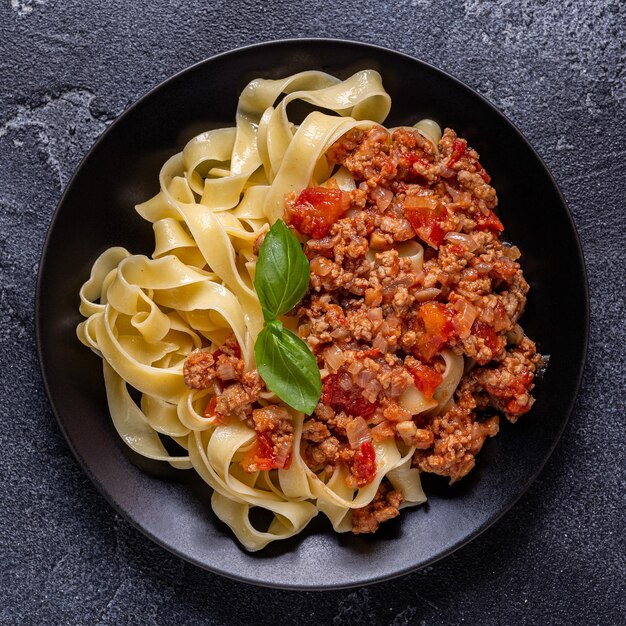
(413, 302, 456, 361)
(286, 187, 350, 238)
(349, 441, 377, 487)
(474, 209, 504, 233)
(471, 320, 504, 362)
(403, 195, 448, 248)
(446, 139, 467, 167)
(406, 361, 443, 398)
(321, 370, 378, 417)
(240, 431, 291, 472)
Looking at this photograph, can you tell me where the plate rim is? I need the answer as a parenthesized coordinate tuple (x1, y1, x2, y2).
(35, 37, 590, 590)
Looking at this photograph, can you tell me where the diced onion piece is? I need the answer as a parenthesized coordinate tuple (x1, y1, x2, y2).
(414, 287, 442, 303)
(493, 304, 509, 332)
(338, 375, 352, 391)
(356, 369, 377, 389)
(310, 256, 334, 276)
(348, 360, 364, 376)
(323, 344, 345, 373)
(473, 262, 493, 274)
(503, 243, 522, 260)
(382, 315, 402, 332)
(482, 307, 495, 324)
(367, 307, 383, 324)
(444, 231, 479, 251)
(371, 186, 393, 210)
(371, 420, 395, 441)
(363, 379, 383, 403)
(382, 276, 414, 295)
(216, 362, 238, 381)
(444, 183, 472, 206)
(346, 417, 371, 449)
(372, 333, 389, 353)
(330, 327, 350, 340)
(452, 298, 478, 339)
(404, 195, 439, 211)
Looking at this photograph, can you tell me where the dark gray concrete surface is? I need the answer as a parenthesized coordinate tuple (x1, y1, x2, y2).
(1, 1, 624, 624)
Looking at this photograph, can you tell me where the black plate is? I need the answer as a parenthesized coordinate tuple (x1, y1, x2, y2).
(36, 39, 588, 589)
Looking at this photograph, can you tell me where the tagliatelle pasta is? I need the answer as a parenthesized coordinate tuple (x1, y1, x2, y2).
(78, 69, 542, 550)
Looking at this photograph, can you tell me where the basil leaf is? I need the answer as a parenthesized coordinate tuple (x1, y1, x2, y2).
(252, 220, 321, 413)
(254, 320, 322, 414)
(254, 219, 310, 320)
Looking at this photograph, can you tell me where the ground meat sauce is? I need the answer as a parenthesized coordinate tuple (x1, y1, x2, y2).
(183, 124, 542, 535)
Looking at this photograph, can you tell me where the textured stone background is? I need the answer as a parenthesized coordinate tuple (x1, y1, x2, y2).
(1, 1, 625, 624)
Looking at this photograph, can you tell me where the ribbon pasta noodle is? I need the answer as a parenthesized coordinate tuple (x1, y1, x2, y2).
(77, 69, 515, 551)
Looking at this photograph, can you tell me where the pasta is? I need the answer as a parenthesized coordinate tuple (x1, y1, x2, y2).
(78, 70, 542, 550)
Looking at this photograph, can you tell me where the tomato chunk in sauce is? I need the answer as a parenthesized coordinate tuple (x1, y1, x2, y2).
(287, 187, 350, 238)
(446, 138, 467, 167)
(349, 441, 377, 487)
(474, 208, 504, 233)
(471, 320, 505, 363)
(403, 196, 448, 248)
(240, 431, 291, 472)
(321, 370, 378, 417)
(406, 360, 443, 398)
(412, 302, 456, 362)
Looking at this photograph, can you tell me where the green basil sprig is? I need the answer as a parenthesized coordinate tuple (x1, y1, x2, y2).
(253, 220, 322, 414)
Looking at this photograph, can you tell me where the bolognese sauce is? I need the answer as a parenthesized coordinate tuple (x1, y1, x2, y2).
(184, 123, 542, 534)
